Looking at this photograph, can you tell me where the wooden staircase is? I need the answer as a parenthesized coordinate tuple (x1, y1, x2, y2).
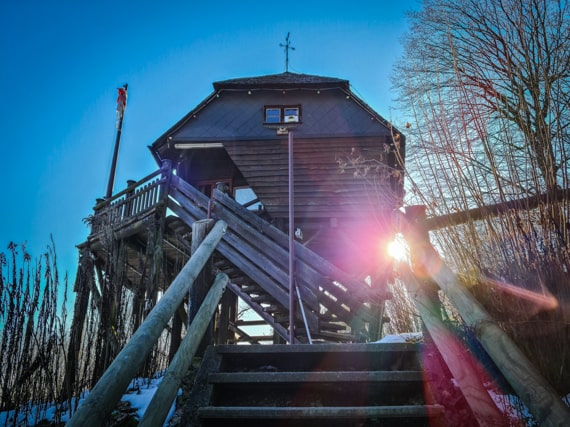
(180, 343, 447, 426)
(167, 174, 387, 343)
(72, 164, 570, 427)
(82, 165, 387, 345)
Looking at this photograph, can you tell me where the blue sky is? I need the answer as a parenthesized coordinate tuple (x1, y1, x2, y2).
(0, 0, 418, 280)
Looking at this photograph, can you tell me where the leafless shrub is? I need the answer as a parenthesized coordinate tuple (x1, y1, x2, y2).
(0, 240, 69, 425)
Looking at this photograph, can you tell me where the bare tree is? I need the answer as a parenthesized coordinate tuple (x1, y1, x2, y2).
(392, 0, 570, 395)
(395, 0, 570, 231)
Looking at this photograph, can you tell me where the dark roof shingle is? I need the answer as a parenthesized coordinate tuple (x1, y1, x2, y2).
(213, 72, 349, 91)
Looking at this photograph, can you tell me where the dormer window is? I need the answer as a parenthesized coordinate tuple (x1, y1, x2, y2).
(264, 105, 301, 124)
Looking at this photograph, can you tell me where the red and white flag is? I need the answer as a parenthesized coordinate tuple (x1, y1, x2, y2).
(116, 85, 128, 127)
(117, 85, 127, 117)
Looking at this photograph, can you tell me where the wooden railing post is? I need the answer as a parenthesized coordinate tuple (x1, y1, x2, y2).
(139, 273, 229, 427)
(124, 179, 137, 218)
(159, 159, 173, 203)
(401, 210, 570, 427)
(189, 219, 214, 355)
(66, 220, 228, 427)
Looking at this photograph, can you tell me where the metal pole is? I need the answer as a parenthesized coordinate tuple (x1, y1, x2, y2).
(288, 130, 295, 343)
(106, 84, 128, 199)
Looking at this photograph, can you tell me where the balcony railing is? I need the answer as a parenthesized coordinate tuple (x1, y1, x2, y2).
(89, 162, 172, 236)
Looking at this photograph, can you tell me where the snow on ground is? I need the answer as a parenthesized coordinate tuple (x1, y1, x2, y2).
(0, 375, 174, 427)
(376, 332, 423, 343)
(1, 336, 569, 426)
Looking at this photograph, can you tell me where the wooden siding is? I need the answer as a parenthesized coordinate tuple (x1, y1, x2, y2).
(223, 136, 398, 219)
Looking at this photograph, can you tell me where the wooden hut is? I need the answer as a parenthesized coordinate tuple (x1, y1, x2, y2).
(150, 71, 405, 276)
(65, 71, 406, 400)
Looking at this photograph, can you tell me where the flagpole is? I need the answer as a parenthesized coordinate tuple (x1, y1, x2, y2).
(106, 83, 128, 199)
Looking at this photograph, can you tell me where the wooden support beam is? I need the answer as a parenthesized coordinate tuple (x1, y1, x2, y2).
(66, 220, 227, 427)
(139, 272, 229, 427)
(189, 219, 214, 356)
(401, 212, 570, 427)
(399, 264, 505, 427)
(61, 251, 93, 399)
(216, 290, 234, 344)
(424, 188, 570, 230)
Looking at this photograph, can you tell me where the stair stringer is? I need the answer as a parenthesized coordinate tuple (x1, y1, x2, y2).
(167, 175, 386, 342)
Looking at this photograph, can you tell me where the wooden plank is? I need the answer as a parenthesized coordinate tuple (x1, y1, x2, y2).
(198, 405, 444, 419)
(208, 371, 424, 383)
(213, 342, 420, 355)
(169, 178, 210, 217)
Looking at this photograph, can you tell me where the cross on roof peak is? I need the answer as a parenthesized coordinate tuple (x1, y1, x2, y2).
(279, 32, 295, 72)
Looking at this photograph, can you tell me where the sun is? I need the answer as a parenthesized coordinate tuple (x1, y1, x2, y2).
(387, 234, 409, 261)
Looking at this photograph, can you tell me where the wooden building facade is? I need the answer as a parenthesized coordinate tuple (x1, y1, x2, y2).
(150, 71, 405, 276)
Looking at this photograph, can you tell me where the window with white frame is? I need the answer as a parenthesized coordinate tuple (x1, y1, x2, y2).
(264, 105, 301, 124)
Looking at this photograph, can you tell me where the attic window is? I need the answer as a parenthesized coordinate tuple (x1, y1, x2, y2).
(264, 105, 301, 124)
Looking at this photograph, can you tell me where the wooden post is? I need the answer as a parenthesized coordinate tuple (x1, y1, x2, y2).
(139, 273, 229, 427)
(401, 210, 570, 427)
(66, 220, 227, 427)
(216, 290, 233, 344)
(189, 219, 214, 355)
(169, 308, 183, 363)
(60, 250, 93, 400)
(159, 159, 172, 204)
(124, 179, 137, 218)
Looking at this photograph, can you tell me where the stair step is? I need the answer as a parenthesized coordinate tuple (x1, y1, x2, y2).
(251, 294, 274, 304)
(216, 343, 422, 372)
(318, 320, 349, 331)
(180, 343, 446, 426)
(240, 284, 261, 293)
(198, 404, 445, 419)
(209, 370, 423, 383)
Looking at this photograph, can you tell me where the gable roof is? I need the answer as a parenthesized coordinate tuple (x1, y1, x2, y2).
(149, 71, 400, 163)
(213, 72, 350, 91)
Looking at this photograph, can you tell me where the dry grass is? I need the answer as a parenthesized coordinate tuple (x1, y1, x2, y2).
(0, 240, 69, 424)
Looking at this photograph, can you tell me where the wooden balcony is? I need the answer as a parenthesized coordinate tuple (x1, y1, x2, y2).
(88, 166, 170, 241)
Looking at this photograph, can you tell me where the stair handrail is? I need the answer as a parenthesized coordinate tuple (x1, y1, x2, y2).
(167, 175, 375, 338)
(399, 210, 570, 427)
(66, 219, 228, 427)
(139, 272, 229, 427)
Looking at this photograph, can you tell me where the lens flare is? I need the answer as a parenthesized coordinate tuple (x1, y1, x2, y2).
(387, 234, 408, 261)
